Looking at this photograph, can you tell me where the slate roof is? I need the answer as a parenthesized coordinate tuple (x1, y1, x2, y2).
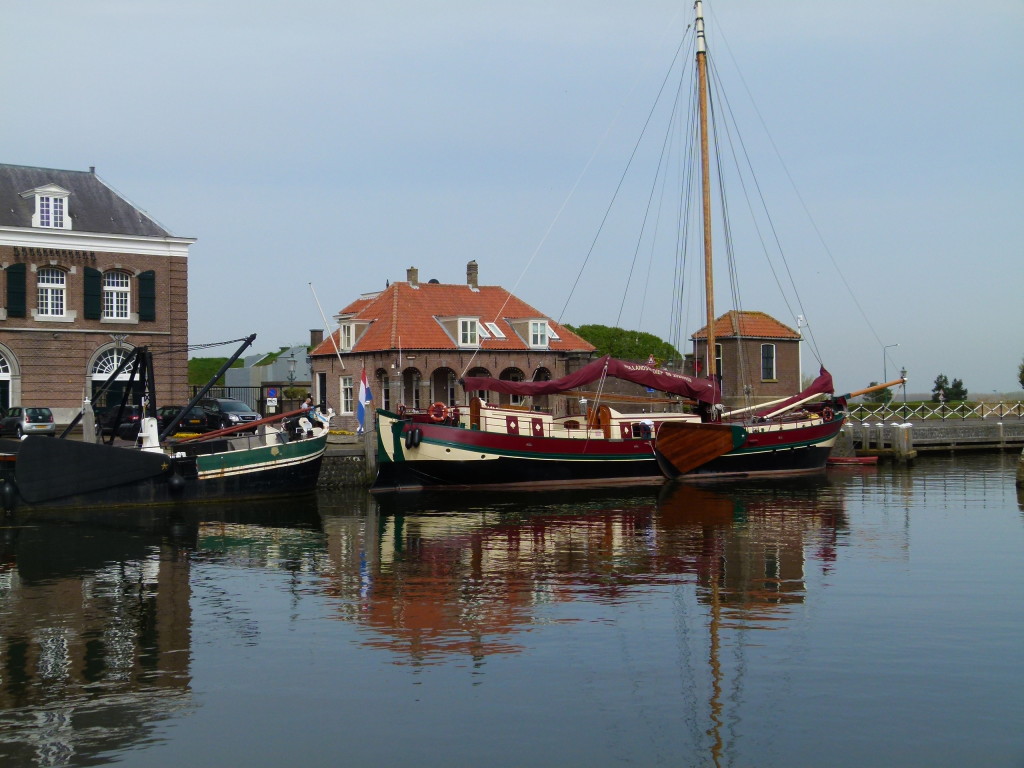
(0, 163, 175, 237)
(311, 280, 595, 355)
(691, 310, 800, 340)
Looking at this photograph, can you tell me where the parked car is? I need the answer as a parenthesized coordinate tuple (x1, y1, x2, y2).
(198, 398, 262, 431)
(94, 404, 144, 438)
(156, 405, 220, 435)
(0, 407, 56, 438)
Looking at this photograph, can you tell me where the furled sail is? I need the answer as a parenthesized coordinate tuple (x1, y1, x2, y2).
(460, 355, 720, 404)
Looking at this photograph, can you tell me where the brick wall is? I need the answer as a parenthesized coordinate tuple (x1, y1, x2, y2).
(0, 244, 188, 421)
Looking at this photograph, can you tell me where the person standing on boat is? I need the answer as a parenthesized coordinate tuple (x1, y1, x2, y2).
(301, 395, 314, 412)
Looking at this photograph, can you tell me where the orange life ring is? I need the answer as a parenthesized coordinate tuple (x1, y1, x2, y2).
(822, 406, 834, 422)
(428, 401, 448, 422)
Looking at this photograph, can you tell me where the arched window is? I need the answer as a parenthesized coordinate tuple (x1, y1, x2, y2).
(499, 367, 525, 406)
(37, 267, 66, 317)
(464, 367, 491, 404)
(0, 351, 11, 412)
(103, 271, 131, 320)
(92, 348, 133, 376)
(90, 347, 140, 409)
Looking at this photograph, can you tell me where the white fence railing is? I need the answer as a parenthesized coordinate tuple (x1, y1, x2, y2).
(848, 402, 1024, 422)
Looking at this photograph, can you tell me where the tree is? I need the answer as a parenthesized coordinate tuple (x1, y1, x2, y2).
(947, 378, 968, 401)
(931, 373, 967, 402)
(564, 324, 680, 363)
(1018, 356, 1024, 390)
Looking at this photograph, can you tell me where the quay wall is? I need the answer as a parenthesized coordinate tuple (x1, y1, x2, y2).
(850, 419, 1024, 456)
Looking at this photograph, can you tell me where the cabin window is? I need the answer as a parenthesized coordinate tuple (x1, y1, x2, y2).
(529, 321, 548, 348)
(761, 344, 776, 381)
(103, 271, 132, 319)
(459, 318, 479, 346)
(341, 376, 354, 414)
(37, 267, 66, 317)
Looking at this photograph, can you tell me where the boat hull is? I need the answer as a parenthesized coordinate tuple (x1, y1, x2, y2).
(373, 411, 662, 492)
(372, 409, 845, 492)
(655, 417, 845, 482)
(1, 433, 328, 512)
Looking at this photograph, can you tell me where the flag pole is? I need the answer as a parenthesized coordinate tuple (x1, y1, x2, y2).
(309, 282, 345, 370)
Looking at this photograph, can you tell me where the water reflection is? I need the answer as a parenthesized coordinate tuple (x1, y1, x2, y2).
(1, 478, 849, 765)
(314, 480, 848, 664)
(0, 500, 322, 766)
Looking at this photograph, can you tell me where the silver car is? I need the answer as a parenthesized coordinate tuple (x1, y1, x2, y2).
(0, 406, 56, 438)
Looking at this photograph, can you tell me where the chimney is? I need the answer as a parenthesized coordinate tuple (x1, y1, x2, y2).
(467, 260, 479, 290)
(310, 328, 324, 348)
(407, 267, 419, 288)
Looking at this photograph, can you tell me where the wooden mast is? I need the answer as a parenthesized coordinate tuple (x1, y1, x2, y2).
(695, 0, 716, 380)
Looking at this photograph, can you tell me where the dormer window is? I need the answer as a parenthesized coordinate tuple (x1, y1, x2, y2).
(529, 320, 549, 348)
(20, 184, 72, 230)
(340, 323, 354, 350)
(459, 318, 479, 347)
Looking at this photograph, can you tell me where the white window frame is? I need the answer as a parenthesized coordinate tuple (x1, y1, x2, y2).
(484, 322, 506, 339)
(340, 376, 354, 414)
(22, 185, 72, 229)
(340, 324, 354, 350)
(761, 343, 777, 381)
(529, 320, 548, 349)
(103, 271, 132, 320)
(459, 318, 479, 347)
(37, 267, 66, 317)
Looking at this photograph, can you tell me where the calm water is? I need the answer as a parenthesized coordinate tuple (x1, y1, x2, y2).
(1, 454, 1022, 767)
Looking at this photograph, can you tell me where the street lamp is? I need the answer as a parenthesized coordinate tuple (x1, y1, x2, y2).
(883, 343, 899, 383)
(287, 352, 296, 386)
(900, 367, 907, 420)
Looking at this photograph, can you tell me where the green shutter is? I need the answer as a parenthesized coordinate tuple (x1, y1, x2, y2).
(6, 263, 26, 318)
(84, 267, 102, 319)
(138, 270, 156, 321)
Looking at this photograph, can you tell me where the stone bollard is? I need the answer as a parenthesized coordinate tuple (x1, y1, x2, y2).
(892, 423, 916, 463)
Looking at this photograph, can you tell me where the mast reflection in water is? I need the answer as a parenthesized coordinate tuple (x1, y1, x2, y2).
(1, 454, 1022, 767)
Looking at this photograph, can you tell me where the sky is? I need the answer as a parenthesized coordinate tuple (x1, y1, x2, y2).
(3, 1, 1022, 395)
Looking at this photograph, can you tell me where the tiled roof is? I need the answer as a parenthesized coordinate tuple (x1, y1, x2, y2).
(691, 311, 799, 340)
(0, 163, 176, 237)
(311, 280, 595, 355)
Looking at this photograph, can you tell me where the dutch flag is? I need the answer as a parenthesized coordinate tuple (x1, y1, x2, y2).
(357, 367, 372, 434)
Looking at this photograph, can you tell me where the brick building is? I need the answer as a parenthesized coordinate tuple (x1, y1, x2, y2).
(0, 164, 193, 424)
(690, 310, 802, 405)
(309, 261, 596, 433)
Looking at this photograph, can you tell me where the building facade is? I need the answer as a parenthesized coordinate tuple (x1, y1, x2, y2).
(0, 164, 193, 423)
(309, 262, 596, 433)
(690, 310, 802, 405)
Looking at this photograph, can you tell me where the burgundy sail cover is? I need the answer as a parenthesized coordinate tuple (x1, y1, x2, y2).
(755, 367, 835, 417)
(460, 355, 720, 403)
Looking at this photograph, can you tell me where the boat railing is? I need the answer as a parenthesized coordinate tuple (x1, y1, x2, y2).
(469, 402, 701, 440)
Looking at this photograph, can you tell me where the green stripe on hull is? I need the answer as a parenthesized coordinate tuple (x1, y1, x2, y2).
(196, 437, 326, 479)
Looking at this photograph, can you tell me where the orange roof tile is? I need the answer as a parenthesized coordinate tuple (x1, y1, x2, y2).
(310, 280, 595, 355)
(691, 310, 799, 340)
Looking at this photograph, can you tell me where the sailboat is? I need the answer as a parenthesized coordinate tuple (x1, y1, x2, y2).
(371, 2, 897, 493)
